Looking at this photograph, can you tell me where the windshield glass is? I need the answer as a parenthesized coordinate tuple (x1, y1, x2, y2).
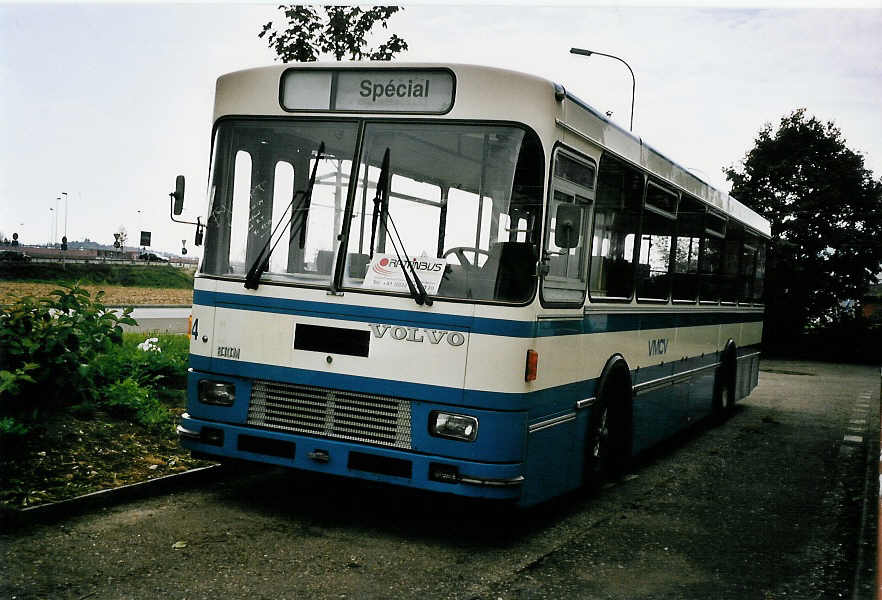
(345, 122, 543, 303)
(202, 120, 359, 285)
(202, 119, 543, 303)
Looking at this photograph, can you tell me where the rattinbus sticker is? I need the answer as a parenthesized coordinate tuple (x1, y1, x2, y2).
(362, 253, 446, 294)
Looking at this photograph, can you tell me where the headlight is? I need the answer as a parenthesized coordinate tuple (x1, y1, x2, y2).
(429, 411, 478, 442)
(198, 380, 235, 406)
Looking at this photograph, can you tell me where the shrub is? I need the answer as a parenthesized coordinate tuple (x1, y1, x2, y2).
(0, 284, 136, 415)
(103, 378, 168, 429)
(89, 333, 189, 394)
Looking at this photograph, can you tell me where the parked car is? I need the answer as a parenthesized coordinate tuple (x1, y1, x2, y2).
(139, 252, 168, 262)
(0, 250, 31, 262)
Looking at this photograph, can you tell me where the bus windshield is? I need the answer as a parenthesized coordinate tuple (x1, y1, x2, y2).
(202, 119, 544, 303)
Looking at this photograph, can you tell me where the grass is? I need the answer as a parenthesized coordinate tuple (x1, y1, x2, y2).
(0, 262, 194, 289)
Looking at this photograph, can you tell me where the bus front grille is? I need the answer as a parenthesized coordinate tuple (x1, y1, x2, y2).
(247, 380, 412, 450)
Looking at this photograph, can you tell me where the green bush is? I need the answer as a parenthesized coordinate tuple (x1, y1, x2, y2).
(103, 378, 168, 429)
(0, 416, 30, 438)
(90, 333, 189, 393)
(0, 284, 136, 414)
(0, 262, 194, 289)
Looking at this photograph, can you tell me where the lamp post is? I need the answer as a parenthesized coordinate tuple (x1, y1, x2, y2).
(48, 207, 54, 246)
(55, 196, 60, 246)
(62, 192, 68, 239)
(570, 47, 636, 132)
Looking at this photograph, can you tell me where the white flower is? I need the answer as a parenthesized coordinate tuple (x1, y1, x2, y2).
(137, 337, 162, 352)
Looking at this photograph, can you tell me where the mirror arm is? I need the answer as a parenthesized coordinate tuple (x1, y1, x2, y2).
(168, 194, 205, 247)
(169, 193, 200, 226)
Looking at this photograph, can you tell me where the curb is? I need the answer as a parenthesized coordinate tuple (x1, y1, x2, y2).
(0, 464, 225, 531)
(108, 304, 193, 309)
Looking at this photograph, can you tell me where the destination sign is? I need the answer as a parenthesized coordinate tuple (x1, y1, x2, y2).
(281, 69, 454, 114)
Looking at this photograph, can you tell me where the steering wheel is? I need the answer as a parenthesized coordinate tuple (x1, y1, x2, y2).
(442, 247, 489, 271)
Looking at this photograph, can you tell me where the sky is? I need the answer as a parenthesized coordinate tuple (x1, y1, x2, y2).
(1, 2, 881, 257)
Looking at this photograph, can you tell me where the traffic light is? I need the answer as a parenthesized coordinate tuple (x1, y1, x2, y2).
(61, 236, 68, 251)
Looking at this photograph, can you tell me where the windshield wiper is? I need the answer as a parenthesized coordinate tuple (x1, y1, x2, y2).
(244, 141, 325, 290)
(369, 148, 432, 307)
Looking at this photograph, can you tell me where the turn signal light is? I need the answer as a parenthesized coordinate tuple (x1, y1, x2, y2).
(525, 349, 539, 382)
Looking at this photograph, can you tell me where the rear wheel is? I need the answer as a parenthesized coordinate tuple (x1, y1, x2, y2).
(713, 362, 735, 423)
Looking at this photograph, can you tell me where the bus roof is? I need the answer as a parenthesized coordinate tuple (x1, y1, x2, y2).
(213, 62, 770, 238)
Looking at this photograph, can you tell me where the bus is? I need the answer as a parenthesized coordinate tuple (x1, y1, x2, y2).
(172, 63, 770, 507)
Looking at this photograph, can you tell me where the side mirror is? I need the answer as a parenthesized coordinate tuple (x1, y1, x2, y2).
(172, 175, 185, 215)
(554, 204, 582, 249)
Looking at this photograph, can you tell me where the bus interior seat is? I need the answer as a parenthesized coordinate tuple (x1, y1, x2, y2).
(316, 250, 334, 274)
(547, 254, 568, 277)
(605, 259, 634, 297)
(483, 241, 537, 301)
(347, 252, 370, 279)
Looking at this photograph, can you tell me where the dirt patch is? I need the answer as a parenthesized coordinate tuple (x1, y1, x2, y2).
(0, 408, 213, 510)
(2, 282, 192, 305)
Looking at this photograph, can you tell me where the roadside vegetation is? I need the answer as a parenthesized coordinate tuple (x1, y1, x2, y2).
(0, 262, 194, 288)
(0, 285, 208, 509)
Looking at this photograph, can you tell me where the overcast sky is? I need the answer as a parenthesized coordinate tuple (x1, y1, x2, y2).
(1, 2, 880, 255)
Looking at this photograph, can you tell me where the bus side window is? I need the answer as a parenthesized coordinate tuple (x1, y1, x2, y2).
(636, 181, 677, 302)
(672, 195, 703, 302)
(753, 241, 767, 303)
(541, 151, 595, 305)
(590, 154, 642, 301)
(720, 222, 743, 303)
(739, 233, 759, 303)
(699, 211, 727, 303)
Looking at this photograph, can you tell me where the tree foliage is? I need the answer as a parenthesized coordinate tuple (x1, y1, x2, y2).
(259, 5, 408, 63)
(725, 109, 882, 343)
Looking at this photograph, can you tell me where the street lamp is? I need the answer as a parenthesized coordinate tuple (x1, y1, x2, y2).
(55, 196, 60, 246)
(62, 192, 68, 239)
(570, 47, 636, 132)
(48, 207, 54, 246)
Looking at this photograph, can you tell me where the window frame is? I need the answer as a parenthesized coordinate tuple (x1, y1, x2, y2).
(539, 145, 598, 308)
(635, 179, 679, 304)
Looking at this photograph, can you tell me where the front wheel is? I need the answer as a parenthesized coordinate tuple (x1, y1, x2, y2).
(585, 402, 611, 488)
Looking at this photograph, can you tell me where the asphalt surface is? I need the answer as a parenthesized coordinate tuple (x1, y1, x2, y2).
(121, 307, 191, 334)
(1, 359, 878, 600)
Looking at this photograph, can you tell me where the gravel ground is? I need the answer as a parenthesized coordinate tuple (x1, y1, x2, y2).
(1, 360, 878, 600)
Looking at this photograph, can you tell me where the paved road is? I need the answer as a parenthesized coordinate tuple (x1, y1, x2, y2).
(2, 360, 878, 599)
(122, 307, 191, 334)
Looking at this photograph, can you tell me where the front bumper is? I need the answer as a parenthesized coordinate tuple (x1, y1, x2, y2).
(178, 413, 524, 501)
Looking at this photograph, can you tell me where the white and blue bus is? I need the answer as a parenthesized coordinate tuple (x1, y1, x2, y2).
(173, 63, 769, 507)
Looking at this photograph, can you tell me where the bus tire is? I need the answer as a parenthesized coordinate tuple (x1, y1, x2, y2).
(585, 361, 632, 489)
(713, 345, 737, 422)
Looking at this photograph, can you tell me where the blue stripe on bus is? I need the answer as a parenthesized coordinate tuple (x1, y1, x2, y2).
(194, 289, 763, 338)
(189, 348, 755, 417)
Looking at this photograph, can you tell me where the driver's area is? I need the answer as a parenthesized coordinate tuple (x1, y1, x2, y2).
(343, 121, 545, 304)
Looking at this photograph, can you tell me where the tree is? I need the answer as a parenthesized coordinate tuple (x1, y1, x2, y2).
(113, 226, 128, 250)
(259, 6, 408, 63)
(725, 109, 882, 345)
